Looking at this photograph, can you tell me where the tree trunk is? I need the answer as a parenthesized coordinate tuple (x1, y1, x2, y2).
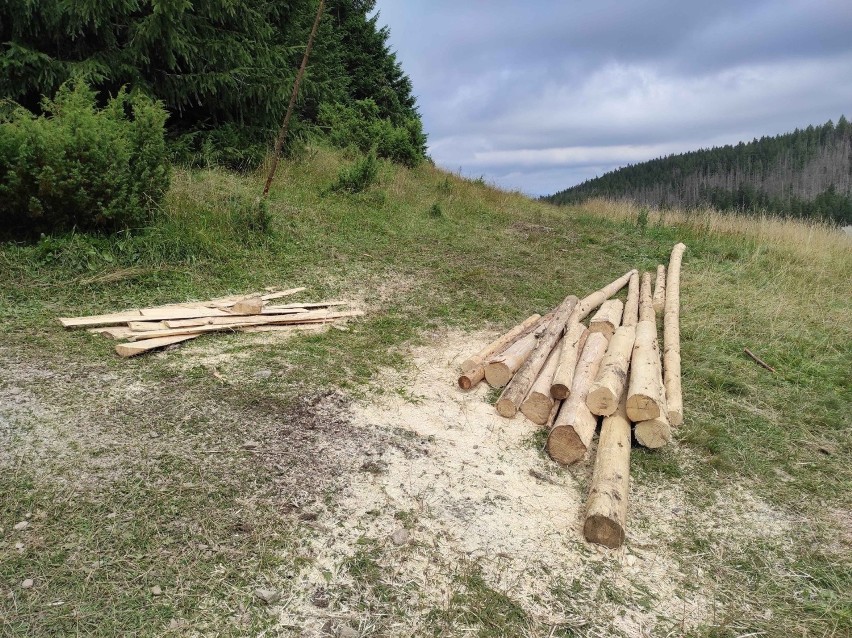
(495, 295, 579, 417)
(626, 321, 667, 421)
(550, 323, 588, 400)
(664, 243, 687, 426)
(458, 314, 542, 389)
(520, 339, 563, 424)
(586, 325, 636, 416)
(623, 271, 640, 327)
(583, 395, 631, 548)
(485, 332, 538, 388)
(545, 332, 609, 465)
(588, 299, 624, 340)
(652, 264, 666, 315)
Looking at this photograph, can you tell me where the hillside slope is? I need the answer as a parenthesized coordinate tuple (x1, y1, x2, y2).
(1, 149, 850, 637)
(547, 118, 852, 223)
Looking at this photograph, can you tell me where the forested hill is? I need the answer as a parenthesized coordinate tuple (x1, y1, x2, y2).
(545, 118, 852, 223)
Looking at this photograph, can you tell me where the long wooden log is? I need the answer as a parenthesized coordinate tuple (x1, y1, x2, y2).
(638, 271, 655, 322)
(520, 339, 563, 424)
(586, 325, 637, 417)
(652, 265, 666, 315)
(115, 334, 201, 358)
(664, 243, 687, 426)
(545, 332, 609, 465)
(495, 296, 579, 417)
(550, 323, 588, 400)
(622, 271, 640, 327)
(588, 299, 624, 340)
(583, 395, 631, 548)
(484, 332, 538, 388)
(575, 270, 636, 321)
(460, 314, 542, 373)
(626, 320, 666, 421)
(126, 310, 364, 341)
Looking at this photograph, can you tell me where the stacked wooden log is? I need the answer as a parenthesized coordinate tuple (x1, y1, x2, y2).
(456, 243, 687, 548)
(59, 287, 363, 358)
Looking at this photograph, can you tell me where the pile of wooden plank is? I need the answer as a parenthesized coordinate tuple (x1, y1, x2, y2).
(457, 243, 688, 549)
(59, 287, 363, 358)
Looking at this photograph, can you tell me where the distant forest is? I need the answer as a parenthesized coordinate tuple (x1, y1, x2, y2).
(546, 118, 852, 224)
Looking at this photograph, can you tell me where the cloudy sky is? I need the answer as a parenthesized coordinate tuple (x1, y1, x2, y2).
(373, 0, 852, 196)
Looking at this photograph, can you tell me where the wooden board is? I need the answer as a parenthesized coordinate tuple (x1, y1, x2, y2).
(115, 334, 201, 358)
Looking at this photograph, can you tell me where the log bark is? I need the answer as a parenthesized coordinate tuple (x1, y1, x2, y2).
(550, 323, 588, 400)
(575, 270, 637, 321)
(520, 340, 563, 424)
(639, 271, 655, 322)
(634, 413, 672, 448)
(626, 320, 667, 422)
(495, 296, 579, 417)
(652, 264, 666, 315)
(586, 325, 636, 417)
(583, 395, 631, 548)
(663, 243, 687, 426)
(588, 299, 624, 340)
(484, 332, 538, 388)
(545, 332, 609, 465)
(460, 314, 542, 373)
(622, 271, 640, 327)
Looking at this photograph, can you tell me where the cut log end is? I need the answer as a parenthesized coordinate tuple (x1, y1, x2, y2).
(583, 514, 626, 549)
(545, 425, 586, 465)
(634, 417, 672, 448)
(586, 385, 619, 417)
(550, 383, 570, 401)
(485, 363, 513, 388)
(667, 409, 684, 428)
(495, 397, 519, 418)
(520, 392, 554, 425)
(626, 394, 662, 422)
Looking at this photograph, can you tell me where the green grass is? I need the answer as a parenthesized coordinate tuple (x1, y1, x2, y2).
(1, 146, 850, 636)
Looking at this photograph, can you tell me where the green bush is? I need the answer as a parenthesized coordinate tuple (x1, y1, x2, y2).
(330, 151, 379, 194)
(318, 99, 426, 167)
(0, 81, 170, 237)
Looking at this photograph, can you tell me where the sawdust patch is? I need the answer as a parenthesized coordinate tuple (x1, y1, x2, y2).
(273, 330, 795, 636)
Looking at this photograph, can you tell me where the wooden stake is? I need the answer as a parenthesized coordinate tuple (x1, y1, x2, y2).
(584, 395, 631, 548)
(520, 339, 563, 424)
(652, 264, 666, 315)
(460, 314, 542, 373)
(545, 332, 609, 465)
(663, 243, 687, 426)
(588, 299, 624, 340)
(550, 323, 588, 400)
(262, 0, 325, 198)
(586, 325, 637, 417)
(623, 271, 640, 327)
(495, 295, 579, 417)
(484, 332, 538, 388)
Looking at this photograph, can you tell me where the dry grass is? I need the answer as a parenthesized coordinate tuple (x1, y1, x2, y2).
(580, 197, 851, 267)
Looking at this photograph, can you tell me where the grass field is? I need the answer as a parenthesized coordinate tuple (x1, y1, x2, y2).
(1, 147, 850, 637)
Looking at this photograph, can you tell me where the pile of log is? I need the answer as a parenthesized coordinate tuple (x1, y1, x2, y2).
(457, 243, 687, 548)
(59, 287, 363, 358)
